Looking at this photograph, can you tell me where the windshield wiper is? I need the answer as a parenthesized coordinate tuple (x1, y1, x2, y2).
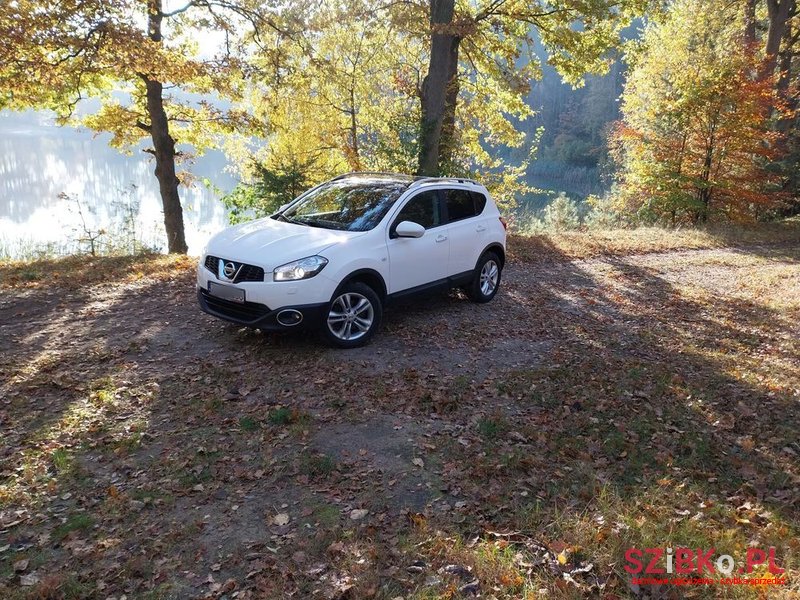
(277, 213, 303, 225)
(293, 217, 330, 229)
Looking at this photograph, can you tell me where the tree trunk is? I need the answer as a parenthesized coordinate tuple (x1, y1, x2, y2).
(697, 121, 717, 224)
(146, 0, 187, 254)
(765, 0, 791, 77)
(417, 0, 458, 176)
(745, 0, 757, 45)
(145, 78, 187, 253)
(438, 36, 462, 169)
(776, 5, 795, 99)
(348, 86, 361, 170)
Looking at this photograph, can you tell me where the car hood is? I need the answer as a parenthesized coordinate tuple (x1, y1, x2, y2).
(205, 217, 361, 271)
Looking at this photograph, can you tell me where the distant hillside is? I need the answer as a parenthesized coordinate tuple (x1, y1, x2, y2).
(506, 24, 641, 210)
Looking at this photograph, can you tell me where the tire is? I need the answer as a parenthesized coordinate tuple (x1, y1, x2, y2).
(323, 282, 382, 348)
(466, 252, 502, 303)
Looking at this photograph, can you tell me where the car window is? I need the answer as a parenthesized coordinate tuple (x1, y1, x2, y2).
(394, 191, 440, 229)
(470, 191, 487, 214)
(443, 189, 477, 222)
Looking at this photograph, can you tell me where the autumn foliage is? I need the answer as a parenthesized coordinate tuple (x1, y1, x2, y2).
(610, 0, 793, 225)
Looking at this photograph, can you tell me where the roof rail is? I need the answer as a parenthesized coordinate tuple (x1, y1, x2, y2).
(331, 171, 413, 181)
(409, 176, 480, 188)
(330, 172, 481, 188)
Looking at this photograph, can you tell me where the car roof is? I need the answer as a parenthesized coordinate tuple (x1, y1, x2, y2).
(332, 172, 482, 189)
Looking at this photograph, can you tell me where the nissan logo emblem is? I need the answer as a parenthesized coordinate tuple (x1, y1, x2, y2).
(222, 261, 237, 279)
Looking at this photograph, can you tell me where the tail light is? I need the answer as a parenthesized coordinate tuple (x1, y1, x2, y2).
(499, 216, 508, 230)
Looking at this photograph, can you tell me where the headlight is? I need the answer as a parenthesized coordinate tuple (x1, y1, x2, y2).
(273, 256, 328, 281)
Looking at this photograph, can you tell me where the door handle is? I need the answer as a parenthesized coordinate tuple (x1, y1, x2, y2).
(435, 235, 448, 243)
(476, 225, 487, 232)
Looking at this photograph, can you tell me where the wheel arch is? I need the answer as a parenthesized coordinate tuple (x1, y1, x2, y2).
(478, 243, 505, 269)
(333, 268, 388, 301)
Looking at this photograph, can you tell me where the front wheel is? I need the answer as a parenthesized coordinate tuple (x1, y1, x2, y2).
(466, 252, 502, 303)
(323, 282, 382, 348)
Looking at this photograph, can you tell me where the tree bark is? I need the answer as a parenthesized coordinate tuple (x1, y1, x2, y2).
(348, 86, 361, 170)
(417, 0, 458, 176)
(777, 25, 793, 98)
(437, 36, 462, 170)
(145, 0, 187, 254)
(697, 120, 717, 224)
(775, 18, 797, 144)
(765, 0, 791, 77)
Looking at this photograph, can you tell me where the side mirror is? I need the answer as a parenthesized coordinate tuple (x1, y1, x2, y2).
(395, 220, 425, 238)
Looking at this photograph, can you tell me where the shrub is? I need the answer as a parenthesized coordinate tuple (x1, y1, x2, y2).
(542, 192, 581, 231)
(585, 193, 624, 229)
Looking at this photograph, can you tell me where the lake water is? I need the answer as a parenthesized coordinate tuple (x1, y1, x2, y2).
(0, 110, 235, 258)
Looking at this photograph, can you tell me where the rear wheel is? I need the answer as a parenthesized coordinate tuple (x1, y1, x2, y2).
(323, 282, 382, 348)
(466, 252, 502, 303)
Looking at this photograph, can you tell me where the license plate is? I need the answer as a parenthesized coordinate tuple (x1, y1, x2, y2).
(208, 282, 245, 303)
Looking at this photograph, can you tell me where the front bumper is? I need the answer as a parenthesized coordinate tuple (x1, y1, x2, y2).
(197, 286, 328, 331)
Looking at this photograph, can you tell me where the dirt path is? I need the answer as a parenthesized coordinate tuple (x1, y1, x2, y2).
(1, 243, 798, 599)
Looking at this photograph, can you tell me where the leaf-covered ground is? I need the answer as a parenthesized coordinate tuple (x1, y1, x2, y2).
(1, 232, 799, 599)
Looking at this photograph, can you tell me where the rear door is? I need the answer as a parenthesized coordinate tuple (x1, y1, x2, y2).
(386, 190, 449, 294)
(442, 188, 487, 277)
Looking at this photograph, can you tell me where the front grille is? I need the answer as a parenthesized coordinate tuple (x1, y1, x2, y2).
(200, 289, 270, 323)
(204, 255, 265, 283)
(237, 263, 265, 282)
(205, 255, 219, 273)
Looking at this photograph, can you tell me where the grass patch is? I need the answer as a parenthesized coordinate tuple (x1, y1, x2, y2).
(268, 407, 310, 429)
(129, 488, 174, 506)
(238, 416, 259, 432)
(298, 452, 336, 479)
(89, 376, 117, 406)
(50, 448, 72, 474)
(53, 513, 93, 541)
(477, 416, 508, 440)
(268, 407, 293, 425)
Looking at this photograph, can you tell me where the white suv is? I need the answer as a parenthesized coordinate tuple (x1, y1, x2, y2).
(197, 173, 507, 347)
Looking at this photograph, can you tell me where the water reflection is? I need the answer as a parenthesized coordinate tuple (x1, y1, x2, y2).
(0, 110, 235, 256)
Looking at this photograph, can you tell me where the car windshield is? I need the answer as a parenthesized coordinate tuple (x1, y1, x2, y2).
(278, 179, 408, 231)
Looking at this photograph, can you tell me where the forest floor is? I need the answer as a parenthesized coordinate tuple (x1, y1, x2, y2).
(1, 225, 799, 599)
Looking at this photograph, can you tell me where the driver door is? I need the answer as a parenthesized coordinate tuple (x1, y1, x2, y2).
(386, 190, 449, 294)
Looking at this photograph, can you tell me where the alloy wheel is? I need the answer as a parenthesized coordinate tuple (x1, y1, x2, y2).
(327, 292, 374, 341)
(479, 260, 499, 296)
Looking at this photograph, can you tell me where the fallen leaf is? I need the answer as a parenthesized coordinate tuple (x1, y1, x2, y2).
(350, 508, 369, 520)
(13, 559, 29, 572)
(272, 513, 290, 526)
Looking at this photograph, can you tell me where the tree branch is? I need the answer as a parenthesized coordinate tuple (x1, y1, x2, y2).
(160, 1, 197, 18)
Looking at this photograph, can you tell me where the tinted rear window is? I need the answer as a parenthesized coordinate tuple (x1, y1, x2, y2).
(444, 189, 476, 222)
(443, 189, 487, 222)
(470, 191, 487, 214)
